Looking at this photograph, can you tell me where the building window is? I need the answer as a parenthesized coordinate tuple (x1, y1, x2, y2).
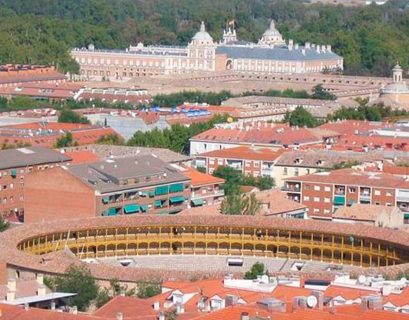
(324, 186, 331, 192)
(295, 168, 299, 176)
(374, 190, 381, 196)
(314, 186, 321, 191)
(283, 168, 288, 176)
(303, 196, 310, 201)
(324, 198, 330, 203)
(348, 187, 356, 193)
(314, 197, 320, 202)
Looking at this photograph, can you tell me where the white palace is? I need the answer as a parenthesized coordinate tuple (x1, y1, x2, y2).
(71, 20, 343, 81)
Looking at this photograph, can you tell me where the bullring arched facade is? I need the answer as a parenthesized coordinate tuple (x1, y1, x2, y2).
(18, 222, 409, 268)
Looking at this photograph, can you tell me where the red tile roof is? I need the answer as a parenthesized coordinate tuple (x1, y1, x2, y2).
(286, 168, 409, 189)
(191, 124, 324, 147)
(63, 150, 100, 164)
(181, 167, 224, 187)
(199, 146, 285, 161)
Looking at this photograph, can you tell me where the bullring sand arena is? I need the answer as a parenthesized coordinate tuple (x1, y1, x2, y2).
(2, 215, 409, 283)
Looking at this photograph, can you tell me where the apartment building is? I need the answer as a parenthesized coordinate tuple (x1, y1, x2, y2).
(24, 155, 191, 223)
(0, 147, 70, 221)
(194, 146, 284, 177)
(272, 149, 401, 188)
(181, 167, 224, 207)
(189, 123, 337, 156)
(283, 168, 409, 220)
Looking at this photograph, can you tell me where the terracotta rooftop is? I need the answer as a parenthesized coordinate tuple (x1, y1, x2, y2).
(286, 168, 409, 189)
(198, 146, 285, 161)
(255, 189, 307, 216)
(333, 204, 401, 222)
(191, 124, 325, 147)
(63, 150, 100, 164)
(181, 167, 224, 187)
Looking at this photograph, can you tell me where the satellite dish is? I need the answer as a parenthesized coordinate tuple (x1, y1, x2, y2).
(358, 275, 366, 284)
(306, 295, 318, 308)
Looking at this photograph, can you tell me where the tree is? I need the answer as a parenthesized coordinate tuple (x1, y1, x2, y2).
(96, 134, 125, 145)
(55, 132, 77, 148)
(284, 106, 318, 128)
(244, 262, 266, 280)
(311, 84, 337, 101)
(221, 192, 260, 216)
(212, 166, 242, 196)
(0, 215, 10, 232)
(51, 265, 99, 311)
(136, 281, 161, 298)
(58, 109, 90, 124)
(255, 176, 275, 190)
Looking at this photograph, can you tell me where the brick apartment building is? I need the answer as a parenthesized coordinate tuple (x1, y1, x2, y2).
(194, 146, 284, 177)
(283, 168, 409, 220)
(181, 167, 224, 207)
(24, 155, 192, 223)
(0, 147, 70, 221)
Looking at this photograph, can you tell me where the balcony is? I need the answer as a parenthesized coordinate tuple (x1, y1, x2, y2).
(282, 186, 300, 193)
(334, 185, 345, 196)
(191, 190, 224, 200)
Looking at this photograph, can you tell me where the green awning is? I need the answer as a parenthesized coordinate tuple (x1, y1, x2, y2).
(10, 169, 17, 177)
(148, 191, 155, 198)
(191, 199, 204, 206)
(404, 213, 409, 219)
(102, 196, 109, 204)
(154, 200, 163, 208)
(107, 207, 118, 216)
(333, 195, 345, 206)
(124, 204, 140, 214)
(140, 204, 148, 212)
(169, 183, 184, 193)
(155, 185, 169, 196)
(169, 196, 185, 204)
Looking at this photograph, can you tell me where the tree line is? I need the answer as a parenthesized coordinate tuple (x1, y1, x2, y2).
(0, 0, 408, 75)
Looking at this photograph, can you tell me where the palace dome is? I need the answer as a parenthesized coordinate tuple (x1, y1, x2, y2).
(262, 20, 282, 38)
(192, 21, 213, 42)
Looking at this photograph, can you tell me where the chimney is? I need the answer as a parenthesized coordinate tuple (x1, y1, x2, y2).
(153, 301, 160, 311)
(36, 273, 44, 285)
(361, 296, 383, 311)
(70, 306, 78, 314)
(176, 304, 185, 314)
(312, 291, 324, 310)
(327, 45, 332, 52)
(51, 301, 56, 310)
(241, 312, 250, 320)
(158, 312, 165, 320)
(301, 48, 306, 56)
(305, 42, 310, 49)
(292, 297, 307, 311)
(116, 312, 123, 320)
(7, 277, 16, 292)
(37, 284, 47, 296)
(24, 303, 29, 311)
(6, 290, 16, 301)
